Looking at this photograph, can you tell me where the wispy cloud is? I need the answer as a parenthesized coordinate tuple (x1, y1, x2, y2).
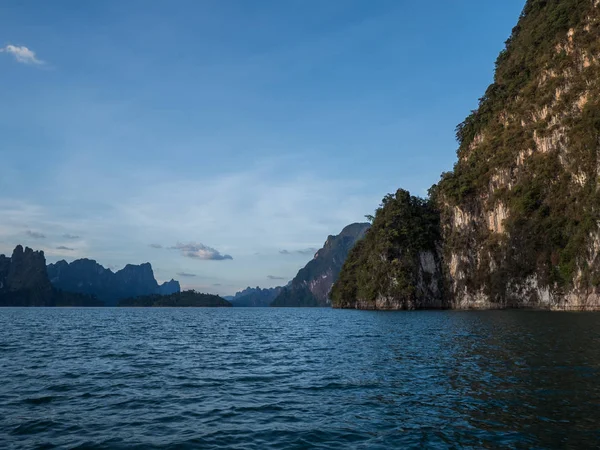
(298, 248, 318, 255)
(0, 158, 376, 288)
(149, 243, 163, 249)
(171, 242, 233, 261)
(279, 248, 318, 256)
(267, 275, 287, 280)
(26, 230, 45, 239)
(63, 234, 80, 240)
(176, 271, 196, 277)
(0, 45, 43, 65)
(56, 246, 74, 251)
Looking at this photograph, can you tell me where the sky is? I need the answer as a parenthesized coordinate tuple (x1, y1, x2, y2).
(0, 0, 526, 295)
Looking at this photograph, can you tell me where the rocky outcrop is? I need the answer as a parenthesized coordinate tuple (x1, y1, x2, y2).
(0, 246, 100, 306)
(331, 191, 445, 310)
(271, 223, 370, 307)
(47, 259, 180, 306)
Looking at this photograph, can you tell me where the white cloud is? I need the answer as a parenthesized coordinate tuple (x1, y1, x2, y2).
(0, 44, 43, 65)
(171, 242, 233, 261)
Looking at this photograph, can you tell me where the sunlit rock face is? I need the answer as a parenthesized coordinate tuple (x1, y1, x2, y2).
(436, 0, 600, 310)
(334, 1, 600, 310)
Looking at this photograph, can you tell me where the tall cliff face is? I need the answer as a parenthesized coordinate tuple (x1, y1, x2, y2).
(47, 259, 113, 299)
(333, 0, 600, 310)
(271, 223, 370, 307)
(0, 246, 100, 306)
(331, 191, 445, 310)
(436, 0, 600, 310)
(0, 255, 10, 290)
(47, 259, 180, 306)
(113, 263, 159, 298)
(0, 245, 53, 305)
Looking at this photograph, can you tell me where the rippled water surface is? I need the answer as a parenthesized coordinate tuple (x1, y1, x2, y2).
(1, 308, 600, 449)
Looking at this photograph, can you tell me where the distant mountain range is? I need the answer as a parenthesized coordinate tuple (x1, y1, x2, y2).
(228, 286, 284, 307)
(47, 259, 180, 306)
(271, 223, 370, 307)
(1, 223, 367, 308)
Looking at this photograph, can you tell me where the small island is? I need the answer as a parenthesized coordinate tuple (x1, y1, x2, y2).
(118, 290, 232, 307)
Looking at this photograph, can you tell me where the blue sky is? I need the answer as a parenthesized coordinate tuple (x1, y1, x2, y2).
(0, 0, 525, 295)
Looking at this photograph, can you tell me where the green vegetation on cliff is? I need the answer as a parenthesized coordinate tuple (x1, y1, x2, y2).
(331, 190, 443, 309)
(438, 0, 600, 303)
(118, 290, 232, 307)
(335, 0, 600, 309)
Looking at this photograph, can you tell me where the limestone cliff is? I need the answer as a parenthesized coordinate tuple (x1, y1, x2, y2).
(334, 0, 600, 310)
(0, 245, 53, 305)
(0, 246, 100, 306)
(437, 0, 600, 310)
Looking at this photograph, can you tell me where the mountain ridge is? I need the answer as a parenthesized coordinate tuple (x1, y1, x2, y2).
(229, 286, 284, 307)
(271, 222, 370, 307)
(47, 258, 180, 306)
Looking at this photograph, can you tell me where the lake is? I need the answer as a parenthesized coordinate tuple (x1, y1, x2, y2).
(1, 308, 599, 449)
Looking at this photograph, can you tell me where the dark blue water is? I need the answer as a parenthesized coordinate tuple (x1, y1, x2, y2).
(1, 308, 600, 449)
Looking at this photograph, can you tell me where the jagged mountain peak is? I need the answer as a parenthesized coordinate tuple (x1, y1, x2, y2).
(271, 222, 370, 307)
